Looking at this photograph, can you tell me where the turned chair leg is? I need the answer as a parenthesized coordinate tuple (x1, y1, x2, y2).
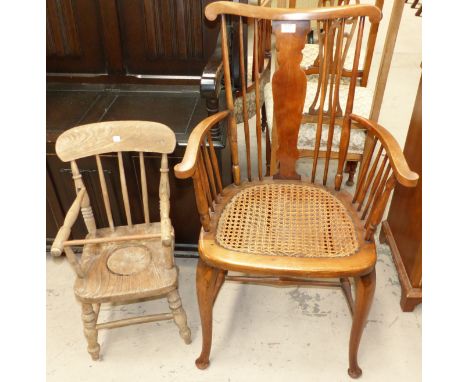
(167, 289, 192, 344)
(345, 160, 358, 186)
(195, 259, 225, 370)
(81, 303, 100, 360)
(348, 269, 376, 379)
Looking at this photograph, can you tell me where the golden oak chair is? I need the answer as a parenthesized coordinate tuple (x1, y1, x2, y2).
(51, 121, 191, 360)
(175, 2, 418, 378)
(265, 0, 384, 185)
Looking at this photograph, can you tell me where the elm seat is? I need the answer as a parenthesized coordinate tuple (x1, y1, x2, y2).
(216, 183, 359, 258)
(75, 223, 178, 304)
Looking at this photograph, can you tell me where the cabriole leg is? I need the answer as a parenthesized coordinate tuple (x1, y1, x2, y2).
(81, 303, 100, 361)
(167, 289, 192, 344)
(348, 269, 376, 378)
(195, 259, 224, 370)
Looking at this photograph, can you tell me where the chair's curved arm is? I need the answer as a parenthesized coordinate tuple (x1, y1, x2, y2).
(51, 188, 87, 257)
(349, 114, 419, 188)
(174, 110, 231, 179)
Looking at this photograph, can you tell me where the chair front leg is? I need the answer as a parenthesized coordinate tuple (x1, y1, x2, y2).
(81, 303, 100, 360)
(195, 259, 225, 370)
(348, 269, 376, 378)
(167, 289, 192, 344)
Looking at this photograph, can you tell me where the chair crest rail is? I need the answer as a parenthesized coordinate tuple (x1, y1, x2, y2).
(205, 2, 381, 23)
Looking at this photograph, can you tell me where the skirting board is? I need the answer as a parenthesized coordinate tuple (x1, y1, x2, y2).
(380, 221, 422, 312)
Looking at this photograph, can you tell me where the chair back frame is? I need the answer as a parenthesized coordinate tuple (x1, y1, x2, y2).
(52, 121, 177, 275)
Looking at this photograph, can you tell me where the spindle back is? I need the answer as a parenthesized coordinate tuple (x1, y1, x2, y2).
(283, 0, 383, 87)
(55, 121, 176, 233)
(205, 1, 381, 185)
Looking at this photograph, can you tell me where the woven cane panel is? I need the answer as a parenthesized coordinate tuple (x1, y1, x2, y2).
(216, 184, 358, 258)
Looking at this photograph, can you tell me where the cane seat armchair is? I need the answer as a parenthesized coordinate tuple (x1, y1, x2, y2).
(51, 121, 191, 360)
(265, 0, 384, 185)
(176, 1, 418, 378)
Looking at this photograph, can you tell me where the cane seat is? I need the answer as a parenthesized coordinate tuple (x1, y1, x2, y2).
(198, 180, 377, 278)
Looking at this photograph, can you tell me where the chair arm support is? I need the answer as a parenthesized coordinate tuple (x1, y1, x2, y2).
(174, 110, 231, 179)
(349, 114, 419, 188)
(51, 188, 87, 257)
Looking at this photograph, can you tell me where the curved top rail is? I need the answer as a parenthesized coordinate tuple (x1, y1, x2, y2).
(205, 1, 382, 23)
(56, 120, 177, 161)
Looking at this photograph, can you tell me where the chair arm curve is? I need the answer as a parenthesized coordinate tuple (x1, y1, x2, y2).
(174, 110, 231, 179)
(50, 188, 87, 257)
(349, 114, 419, 187)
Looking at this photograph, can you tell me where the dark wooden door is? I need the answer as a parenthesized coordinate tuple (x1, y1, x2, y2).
(117, 0, 219, 76)
(46, 0, 107, 74)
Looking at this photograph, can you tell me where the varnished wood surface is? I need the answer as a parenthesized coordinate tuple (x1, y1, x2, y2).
(47, 0, 221, 83)
(381, 76, 421, 312)
(174, 111, 230, 178)
(349, 114, 419, 187)
(175, 2, 417, 377)
(205, 2, 382, 23)
(271, 21, 309, 180)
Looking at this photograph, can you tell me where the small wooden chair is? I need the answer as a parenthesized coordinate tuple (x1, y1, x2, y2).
(175, 2, 418, 378)
(51, 121, 191, 360)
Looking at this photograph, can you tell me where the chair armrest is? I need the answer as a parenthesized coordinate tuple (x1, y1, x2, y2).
(50, 188, 86, 257)
(200, 42, 223, 101)
(174, 110, 231, 179)
(349, 114, 419, 187)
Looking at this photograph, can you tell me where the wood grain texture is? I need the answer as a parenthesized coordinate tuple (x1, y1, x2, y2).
(380, 76, 422, 311)
(52, 121, 191, 360)
(56, 121, 176, 161)
(174, 110, 230, 178)
(349, 114, 419, 187)
(174, 3, 414, 377)
(271, 21, 308, 180)
(205, 2, 381, 23)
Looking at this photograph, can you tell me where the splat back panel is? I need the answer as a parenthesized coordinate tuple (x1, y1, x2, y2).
(207, 2, 380, 186)
(271, 20, 309, 180)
